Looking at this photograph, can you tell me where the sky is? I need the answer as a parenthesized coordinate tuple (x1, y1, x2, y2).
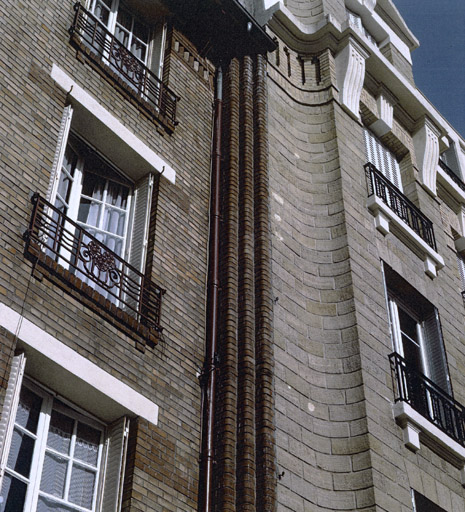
(394, 0, 465, 137)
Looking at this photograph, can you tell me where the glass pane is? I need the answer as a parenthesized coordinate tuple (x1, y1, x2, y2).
(7, 428, 35, 478)
(16, 387, 42, 433)
(77, 198, 102, 228)
(39, 452, 68, 499)
(131, 38, 147, 62)
(93, 0, 111, 26)
(116, 6, 132, 32)
(74, 423, 101, 466)
(81, 172, 105, 201)
(115, 24, 129, 46)
(0, 473, 27, 512)
(69, 464, 96, 509)
(103, 207, 127, 236)
(107, 181, 128, 209)
(36, 496, 75, 512)
(98, 233, 123, 257)
(132, 19, 149, 44)
(47, 410, 74, 455)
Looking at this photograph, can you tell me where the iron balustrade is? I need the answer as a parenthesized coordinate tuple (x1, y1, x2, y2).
(365, 162, 437, 251)
(25, 194, 164, 333)
(439, 159, 465, 193)
(389, 352, 465, 447)
(69, 2, 178, 126)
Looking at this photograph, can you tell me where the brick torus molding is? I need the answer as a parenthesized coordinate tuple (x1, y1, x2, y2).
(413, 116, 441, 197)
(335, 37, 369, 120)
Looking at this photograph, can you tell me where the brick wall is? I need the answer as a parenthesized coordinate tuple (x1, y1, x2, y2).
(0, 0, 214, 509)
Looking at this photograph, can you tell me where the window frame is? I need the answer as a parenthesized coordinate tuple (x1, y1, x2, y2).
(87, 0, 167, 80)
(1, 378, 106, 512)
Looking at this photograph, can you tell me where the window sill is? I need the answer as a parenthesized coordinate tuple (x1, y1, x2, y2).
(394, 401, 465, 484)
(367, 194, 444, 278)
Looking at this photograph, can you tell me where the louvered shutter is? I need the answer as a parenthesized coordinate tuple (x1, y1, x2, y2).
(128, 173, 154, 275)
(0, 353, 26, 487)
(47, 105, 74, 202)
(100, 417, 130, 512)
(364, 128, 402, 191)
(457, 254, 465, 292)
(422, 309, 451, 393)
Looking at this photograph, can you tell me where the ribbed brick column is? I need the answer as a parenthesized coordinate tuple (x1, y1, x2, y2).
(215, 57, 240, 512)
(215, 53, 276, 512)
(237, 54, 257, 512)
(253, 53, 276, 512)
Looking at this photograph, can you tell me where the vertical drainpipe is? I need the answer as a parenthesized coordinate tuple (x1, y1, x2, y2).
(200, 66, 223, 512)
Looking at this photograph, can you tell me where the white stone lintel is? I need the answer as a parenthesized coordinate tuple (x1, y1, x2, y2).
(413, 116, 442, 197)
(335, 37, 369, 120)
(367, 194, 444, 278)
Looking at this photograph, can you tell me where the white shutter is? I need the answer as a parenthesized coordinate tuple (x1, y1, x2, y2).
(364, 128, 402, 191)
(100, 417, 130, 512)
(422, 309, 451, 393)
(457, 254, 465, 292)
(0, 353, 26, 487)
(46, 105, 74, 202)
(128, 173, 154, 275)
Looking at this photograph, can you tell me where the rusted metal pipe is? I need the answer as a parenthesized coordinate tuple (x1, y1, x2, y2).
(199, 66, 223, 512)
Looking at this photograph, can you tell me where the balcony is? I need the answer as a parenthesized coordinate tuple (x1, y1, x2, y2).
(365, 163, 444, 278)
(69, 2, 178, 131)
(439, 159, 465, 193)
(390, 353, 465, 476)
(24, 194, 164, 346)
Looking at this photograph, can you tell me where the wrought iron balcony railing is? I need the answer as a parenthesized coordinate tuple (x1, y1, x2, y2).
(365, 163, 437, 251)
(439, 159, 465, 193)
(389, 352, 465, 447)
(69, 2, 178, 127)
(25, 194, 164, 333)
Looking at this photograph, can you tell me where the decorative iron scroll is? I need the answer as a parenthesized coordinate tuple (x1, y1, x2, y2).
(439, 159, 465, 193)
(69, 2, 178, 125)
(25, 194, 164, 332)
(389, 352, 465, 447)
(365, 162, 437, 251)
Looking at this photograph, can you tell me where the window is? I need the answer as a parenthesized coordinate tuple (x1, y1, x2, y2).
(385, 265, 450, 394)
(457, 253, 465, 297)
(0, 377, 129, 512)
(70, 1, 178, 127)
(412, 490, 446, 512)
(50, 106, 153, 295)
(364, 128, 402, 190)
(24, 103, 164, 336)
(88, 0, 166, 80)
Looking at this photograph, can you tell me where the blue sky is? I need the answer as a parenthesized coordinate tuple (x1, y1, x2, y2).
(395, 0, 465, 137)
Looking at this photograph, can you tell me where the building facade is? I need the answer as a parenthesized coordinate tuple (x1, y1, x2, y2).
(1, 0, 465, 511)
(249, 0, 465, 510)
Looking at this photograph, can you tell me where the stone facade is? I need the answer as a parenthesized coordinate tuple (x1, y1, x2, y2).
(1, 0, 465, 511)
(262, 0, 465, 510)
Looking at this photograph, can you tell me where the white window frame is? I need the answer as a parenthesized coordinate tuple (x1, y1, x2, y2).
(47, 105, 154, 300)
(0, 374, 130, 512)
(87, 0, 167, 79)
(53, 135, 134, 267)
(1, 378, 106, 512)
